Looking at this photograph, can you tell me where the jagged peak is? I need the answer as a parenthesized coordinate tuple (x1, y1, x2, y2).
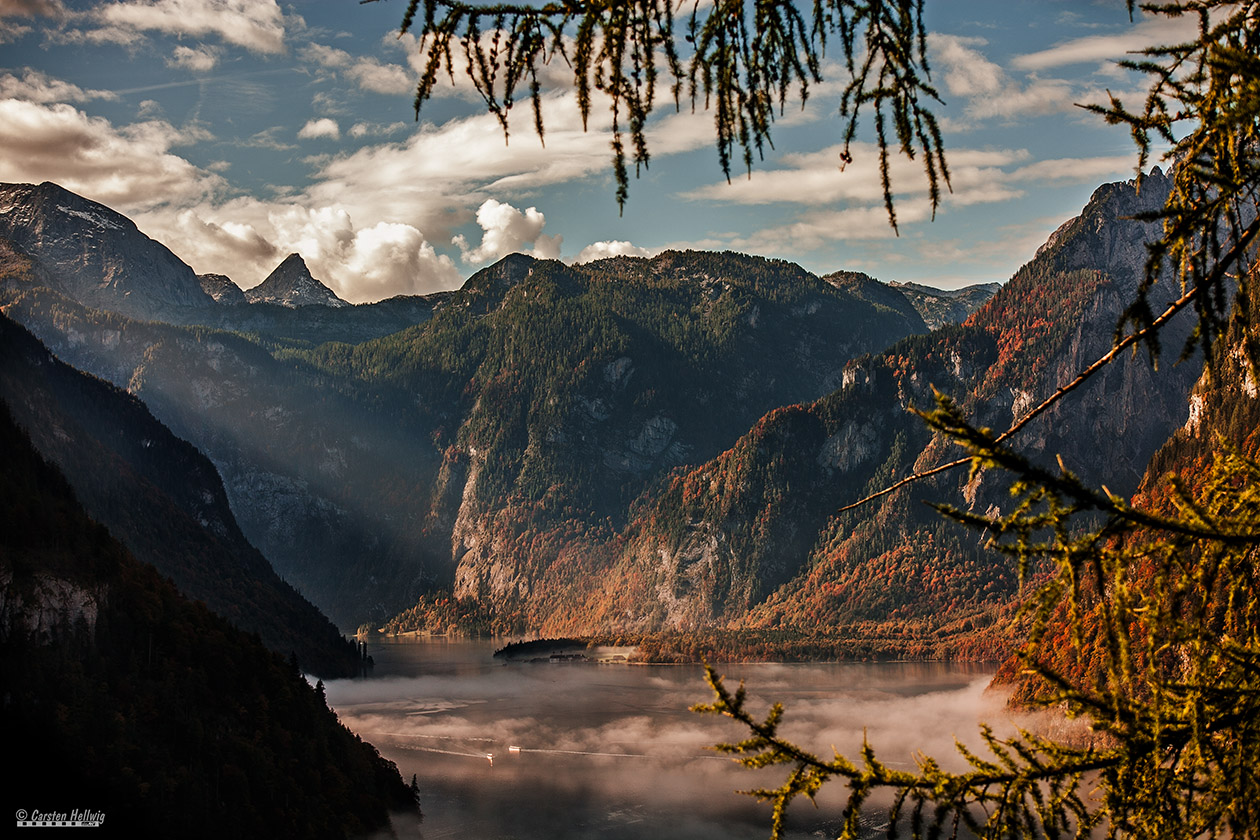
(198, 272, 247, 305)
(246, 253, 347, 308)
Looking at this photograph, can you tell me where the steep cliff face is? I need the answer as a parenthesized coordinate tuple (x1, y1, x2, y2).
(1138, 265, 1260, 492)
(415, 252, 928, 611)
(887, 281, 1001, 330)
(0, 567, 104, 644)
(572, 169, 1200, 633)
(199, 272, 247, 304)
(0, 181, 213, 319)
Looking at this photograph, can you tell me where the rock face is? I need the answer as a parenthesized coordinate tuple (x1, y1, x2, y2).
(246, 253, 348, 308)
(0, 186, 927, 629)
(586, 167, 1200, 632)
(0, 174, 1206, 640)
(0, 181, 213, 319)
(888, 280, 1002, 330)
(199, 272, 247, 305)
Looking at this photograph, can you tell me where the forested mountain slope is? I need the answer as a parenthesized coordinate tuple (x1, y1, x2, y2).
(617, 168, 1199, 635)
(0, 183, 925, 629)
(0, 282, 447, 628)
(0, 402, 418, 838)
(292, 250, 928, 624)
(993, 267, 1260, 703)
(383, 168, 1202, 638)
(0, 312, 362, 677)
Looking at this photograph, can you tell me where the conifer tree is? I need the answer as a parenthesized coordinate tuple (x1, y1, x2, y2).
(389, 0, 1260, 836)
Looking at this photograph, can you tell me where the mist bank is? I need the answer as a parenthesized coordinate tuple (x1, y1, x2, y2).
(327, 638, 1019, 840)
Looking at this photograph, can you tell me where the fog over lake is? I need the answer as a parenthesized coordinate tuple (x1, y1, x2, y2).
(325, 640, 1013, 839)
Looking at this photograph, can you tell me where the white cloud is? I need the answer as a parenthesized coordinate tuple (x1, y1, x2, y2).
(139, 200, 463, 302)
(0, 68, 117, 103)
(681, 143, 1030, 208)
(1007, 155, 1136, 186)
(931, 34, 1079, 123)
(0, 98, 221, 209)
(453, 198, 562, 265)
(1012, 16, 1199, 71)
(302, 42, 352, 69)
(168, 44, 220, 72)
(675, 145, 1137, 257)
(573, 240, 653, 264)
(0, 0, 66, 17)
(935, 34, 1004, 99)
(93, 0, 287, 54)
(348, 121, 407, 139)
(340, 221, 462, 301)
(245, 125, 295, 150)
(298, 117, 340, 140)
(303, 41, 413, 94)
(730, 204, 926, 253)
(346, 59, 412, 95)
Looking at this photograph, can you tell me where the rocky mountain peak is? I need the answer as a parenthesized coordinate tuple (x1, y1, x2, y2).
(245, 253, 348, 308)
(198, 273, 247, 305)
(0, 181, 214, 319)
(887, 280, 1001, 330)
(461, 253, 539, 296)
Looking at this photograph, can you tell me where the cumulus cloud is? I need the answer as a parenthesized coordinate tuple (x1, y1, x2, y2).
(301, 42, 352, 69)
(0, 68, 117, 103)
(453, 199, 562, 265)
(573, 240, 653, 264)
(136, 199, 463, 302)
(168, 44, 220, 72)
(93, 0, 287, 54)
(341, 221, 461, 301)
(0, 98, 221, 209)
(346, 59, 412, 95)
(298, 117, 340, 140)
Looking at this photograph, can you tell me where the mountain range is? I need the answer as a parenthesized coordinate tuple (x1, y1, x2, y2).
(0, 174, 1198, 648)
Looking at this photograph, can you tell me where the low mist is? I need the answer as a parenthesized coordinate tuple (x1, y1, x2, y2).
(326, 640, 1013, 839)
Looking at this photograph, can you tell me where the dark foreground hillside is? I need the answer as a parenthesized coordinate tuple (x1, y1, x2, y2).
(0, 403, 419, 838)
(0, 312, 363, 678)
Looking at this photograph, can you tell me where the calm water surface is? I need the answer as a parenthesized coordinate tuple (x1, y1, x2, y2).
(325, 639, 1008, 840)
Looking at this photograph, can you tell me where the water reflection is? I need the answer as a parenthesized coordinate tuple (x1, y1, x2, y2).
(325, 639, 1007, 839)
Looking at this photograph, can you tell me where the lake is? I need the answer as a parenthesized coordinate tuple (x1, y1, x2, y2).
(324, 639, 1010, 840)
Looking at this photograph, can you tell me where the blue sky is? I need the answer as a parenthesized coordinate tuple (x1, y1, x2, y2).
(0, 1, 1189, 302)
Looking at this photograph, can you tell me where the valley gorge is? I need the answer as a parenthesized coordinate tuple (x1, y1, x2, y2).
(0, 172, 1204, 644)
